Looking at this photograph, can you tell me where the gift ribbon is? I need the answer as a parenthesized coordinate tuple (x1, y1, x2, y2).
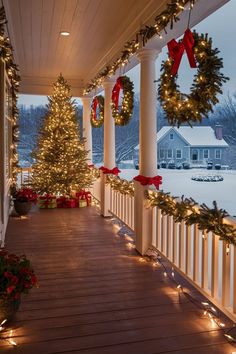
(112, 77, 122, 110)
(167, 29, 197, 76)
(133, 175, 162, 189)
(99, 166, 121, 175)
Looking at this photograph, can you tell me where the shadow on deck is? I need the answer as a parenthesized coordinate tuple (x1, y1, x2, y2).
(2, 206, 233, 353)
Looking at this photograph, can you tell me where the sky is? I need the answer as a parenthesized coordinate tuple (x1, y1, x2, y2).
(18, 0, 235, 107)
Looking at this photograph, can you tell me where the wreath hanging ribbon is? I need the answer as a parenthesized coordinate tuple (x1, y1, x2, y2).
(167, 29, 197, 76)
(99, 166, 121, 175)
(90, 95, 104, 128)
(112, 77, 122, 110)
(133, 175, 163, 189)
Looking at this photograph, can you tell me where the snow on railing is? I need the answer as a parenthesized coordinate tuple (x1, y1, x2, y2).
(147, 190, 236, 322)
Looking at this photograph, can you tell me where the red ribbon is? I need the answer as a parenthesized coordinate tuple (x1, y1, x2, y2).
(167, 29, 197, 76)
(112, 77, 122, 110)
(92, 97, 98, 120)
(133, 175, 163, 189)
(99, 166, 121, 175)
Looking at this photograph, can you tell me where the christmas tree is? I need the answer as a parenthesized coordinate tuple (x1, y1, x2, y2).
(32, 74, 93, 195)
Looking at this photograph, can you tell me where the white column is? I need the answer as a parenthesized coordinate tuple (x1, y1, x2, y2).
(134, 48, 161, 255)
(101, 78, 116, 216)
(103, 79, 116, 169)
(81, 96, 92, 163)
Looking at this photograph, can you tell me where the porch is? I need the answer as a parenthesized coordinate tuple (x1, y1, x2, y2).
(2, 206, 233, 353)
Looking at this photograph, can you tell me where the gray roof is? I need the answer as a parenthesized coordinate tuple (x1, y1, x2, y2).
(158, 126, 229, 147)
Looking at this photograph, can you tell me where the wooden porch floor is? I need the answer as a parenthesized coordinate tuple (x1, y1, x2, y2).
(2, 206, 233, 354)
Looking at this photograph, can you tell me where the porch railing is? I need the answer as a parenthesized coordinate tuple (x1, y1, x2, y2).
(150, 205, 236, 321)
(109, 187, 134, 230)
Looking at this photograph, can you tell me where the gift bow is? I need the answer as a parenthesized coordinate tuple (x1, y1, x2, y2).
(99, 166, 121, 175)
(167, 29, 197, 76)
(133, 175, 162, 189)
(112, 77, 122, 109)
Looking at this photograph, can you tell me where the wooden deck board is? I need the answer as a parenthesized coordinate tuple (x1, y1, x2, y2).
(2, 207, 233, 353)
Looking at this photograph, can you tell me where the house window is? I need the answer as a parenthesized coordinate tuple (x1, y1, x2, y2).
(203, 149, 209, 159)
(176, 149, 182, 159)
(159, 149, 165, 159)
(169, 133, 174, 140)
(191, 149, 198, 161)
(167, 149, 173, 158)
(215, 149, 221, 159)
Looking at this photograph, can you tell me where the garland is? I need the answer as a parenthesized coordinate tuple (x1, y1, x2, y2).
(111, 76, 134, 126)
(106, 175, 134, 197)
(158, 31, 229, 126)
(90, 95, 104, 128)
(83, 1, 196, 95)
(146, 190, 236, 245)
(0, 6, 20, 186)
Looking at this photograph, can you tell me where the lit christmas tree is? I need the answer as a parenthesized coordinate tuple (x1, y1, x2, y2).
(32, 74, 93, 195)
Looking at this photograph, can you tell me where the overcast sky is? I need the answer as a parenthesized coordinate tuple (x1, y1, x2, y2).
(18, 0, 235, 107)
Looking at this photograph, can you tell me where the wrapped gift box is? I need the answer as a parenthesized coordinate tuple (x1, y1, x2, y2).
(66, 198, 77, 208)
(38, 195, 57, 209)
(56, 196, 67, 208)
(76, 190, 92, 207)
(79, 199, 87, 208)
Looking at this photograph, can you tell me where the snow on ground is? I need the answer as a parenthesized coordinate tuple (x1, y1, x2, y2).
(120, 168, 236, 216)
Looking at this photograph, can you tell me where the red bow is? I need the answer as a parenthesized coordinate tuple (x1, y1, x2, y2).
(133, 175, 162, 189)
(99, 166, 121, 175)
(92, 97, 98, 120)
(112, 77, 122, 109)
(167, 29, 197, 76)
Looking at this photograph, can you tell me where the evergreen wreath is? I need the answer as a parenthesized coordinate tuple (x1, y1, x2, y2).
(158, 31, 229, 126)
(111, 76, 134, 126)
(90, 95, 104, 128)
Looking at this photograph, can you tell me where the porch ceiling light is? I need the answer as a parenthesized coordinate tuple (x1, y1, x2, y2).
(60, 31, 70, 36)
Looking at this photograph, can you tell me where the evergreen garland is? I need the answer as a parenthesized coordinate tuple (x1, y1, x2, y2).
(146, 191, 236, 244)
(84, 1, 195, 95)
(106, 175, 134, 197)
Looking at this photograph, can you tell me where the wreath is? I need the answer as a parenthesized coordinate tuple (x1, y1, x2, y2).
(90, 95, 104, 128)
(111, 76, 134, 126)
(158, 30, 229, 126)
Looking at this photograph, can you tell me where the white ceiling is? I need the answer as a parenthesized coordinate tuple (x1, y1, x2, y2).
(4, 0, 169, 96)
(3, 0, 230, 96)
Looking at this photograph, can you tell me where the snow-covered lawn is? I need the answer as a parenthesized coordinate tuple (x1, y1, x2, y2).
(120, 168, 236, 216)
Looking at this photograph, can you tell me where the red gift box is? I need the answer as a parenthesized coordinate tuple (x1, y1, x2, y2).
(65, 199, 77, 208)
(56, 196, 67, 208)
(76, 190, 91, 206)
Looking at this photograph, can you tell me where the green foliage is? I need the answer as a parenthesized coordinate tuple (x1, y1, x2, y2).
(158, 31, 229, 126)
(32, 74, 93, 195)
(90, 95, 104, 128)
(111, 76, 134, 126)
(146, 191, 236, 244)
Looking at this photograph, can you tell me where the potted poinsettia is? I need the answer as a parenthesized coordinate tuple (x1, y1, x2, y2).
(0, 249, 38, 322)
(12, 187, 38, 216)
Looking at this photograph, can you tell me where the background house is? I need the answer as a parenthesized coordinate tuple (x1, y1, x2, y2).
(134, 125, 229, 168)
